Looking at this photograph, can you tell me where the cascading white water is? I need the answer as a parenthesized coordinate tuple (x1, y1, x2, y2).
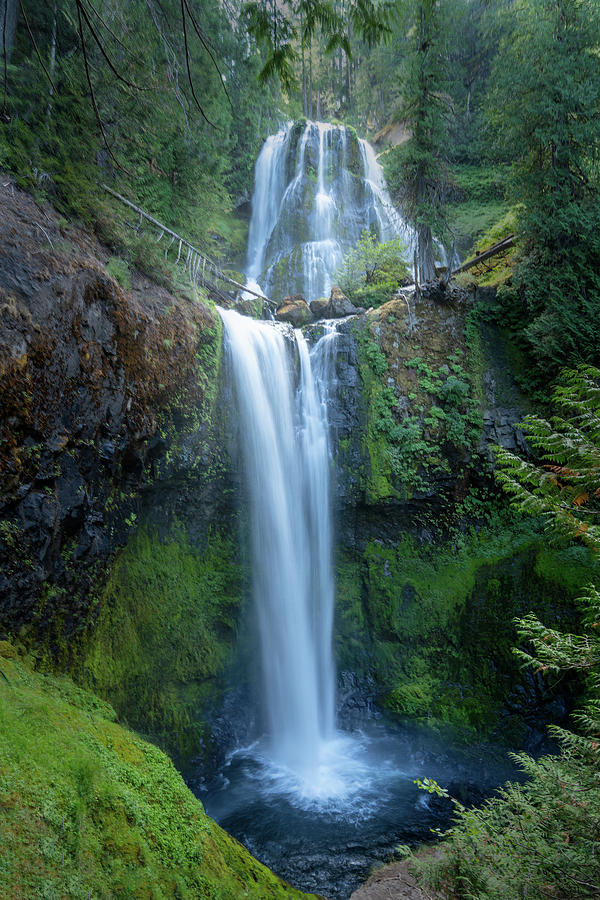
(245, 120, 414, 302)
(246, 125, 291, 290)
(220, 308, 338, 779)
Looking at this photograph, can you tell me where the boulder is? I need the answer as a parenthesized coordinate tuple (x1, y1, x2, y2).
(275, 295, 313, 326)
(309, 298, 330, 318)
(326, 286, 365, 319)
(234, 296, 264, 319)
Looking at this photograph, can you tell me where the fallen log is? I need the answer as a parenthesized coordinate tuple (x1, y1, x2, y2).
(102, 184, 267, 302)
(451, 234, 515, 275)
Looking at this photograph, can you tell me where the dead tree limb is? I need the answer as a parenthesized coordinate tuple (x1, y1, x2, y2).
(451, 234, 515, 275)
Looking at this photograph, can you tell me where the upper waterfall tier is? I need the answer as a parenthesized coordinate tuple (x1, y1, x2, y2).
(246, 120, 413, 302)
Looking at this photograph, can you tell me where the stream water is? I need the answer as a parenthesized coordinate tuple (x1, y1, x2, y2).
(200, 720, 516, 898)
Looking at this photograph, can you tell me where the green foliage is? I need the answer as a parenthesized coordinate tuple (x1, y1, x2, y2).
(412, 358, 600, 899)
(0, 648, 313, 900)
(105, 256, 132, 291)
(385, 0, 452, 280)
(0, 0, 278, 278)
(445, 163, 510, 252)
(244, 0, 395, 94)
(414, 583, 600, 899)
(356, 329, 483, 500)
(488, 0, 600, 377)
(495, 366, 600, 552)
(335, 229, 409, 307)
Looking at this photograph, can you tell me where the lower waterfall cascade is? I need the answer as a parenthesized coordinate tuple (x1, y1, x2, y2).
(201, 308, 519, 899)
(219, 307, 338, 784)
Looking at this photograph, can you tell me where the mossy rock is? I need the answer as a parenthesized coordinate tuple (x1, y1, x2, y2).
(78, 524, 243, 763)
(335, 520, 591, 738)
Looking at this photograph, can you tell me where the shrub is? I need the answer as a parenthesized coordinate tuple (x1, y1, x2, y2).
(335, 230, 409, 306)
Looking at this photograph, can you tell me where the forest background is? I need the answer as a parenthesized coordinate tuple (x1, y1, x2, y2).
(2, 0, 599, 388)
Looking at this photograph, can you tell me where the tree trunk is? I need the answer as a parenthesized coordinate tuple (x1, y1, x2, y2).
(308, 34, 313, 119)
(415, 225, 436, 284)
(300, 7, 307, 117)
(1, 0, 18, 65)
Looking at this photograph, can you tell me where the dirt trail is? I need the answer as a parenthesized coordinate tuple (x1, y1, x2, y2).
(349, 858, 445, 900)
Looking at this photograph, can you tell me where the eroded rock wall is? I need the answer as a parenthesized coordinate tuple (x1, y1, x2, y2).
(324, 287, 584, 741)
(0, 180, 227, 648)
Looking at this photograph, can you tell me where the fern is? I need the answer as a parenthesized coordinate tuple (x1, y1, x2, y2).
(494, 366, 600, 553)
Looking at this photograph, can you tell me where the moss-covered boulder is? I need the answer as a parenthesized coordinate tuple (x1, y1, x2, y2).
(276, 296, 313, 327)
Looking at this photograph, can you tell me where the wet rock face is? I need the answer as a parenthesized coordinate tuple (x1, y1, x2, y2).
(310, 286, 366, 321)
(324, 286, 529, 548)
(0, 179, 222, 639)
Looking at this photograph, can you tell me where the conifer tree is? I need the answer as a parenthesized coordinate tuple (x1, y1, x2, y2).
(395, 0, 450, 283)
(489, 0, 600, 375)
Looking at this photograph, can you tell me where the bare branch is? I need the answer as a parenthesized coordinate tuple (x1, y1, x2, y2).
(76, 1, 132, 176)
(180, 0, 215, 127)
(182, 0, 232, 110)
(80, 0, 146, 67)
(77, 0, 148, 91)
(2, 0, 8, 121)
(17, 0, 56, 92)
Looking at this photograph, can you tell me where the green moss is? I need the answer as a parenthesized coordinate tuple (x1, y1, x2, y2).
(353, 319, 482, 503)
(106, 255, 132, 290)
(445, 163, 510, 253)
(0, 649, 314, 900)
(79, 525, 242, 762)
(195, 316, 222, 424)
(471, 208, 519, 287)
(534, 544, 596, 594)
(352, 323, 399, 502)
(336, 518, 590, 738)
(334, 554, 368, 672)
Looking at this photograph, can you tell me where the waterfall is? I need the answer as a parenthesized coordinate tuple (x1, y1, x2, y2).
(220, 308, 338, 777)
(246, 125, 291, 285)
(245, 120, 414, 302)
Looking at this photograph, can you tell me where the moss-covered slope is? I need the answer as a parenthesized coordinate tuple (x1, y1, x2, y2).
(335, 517, 590, 740)
(0, 641, 317, 900)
